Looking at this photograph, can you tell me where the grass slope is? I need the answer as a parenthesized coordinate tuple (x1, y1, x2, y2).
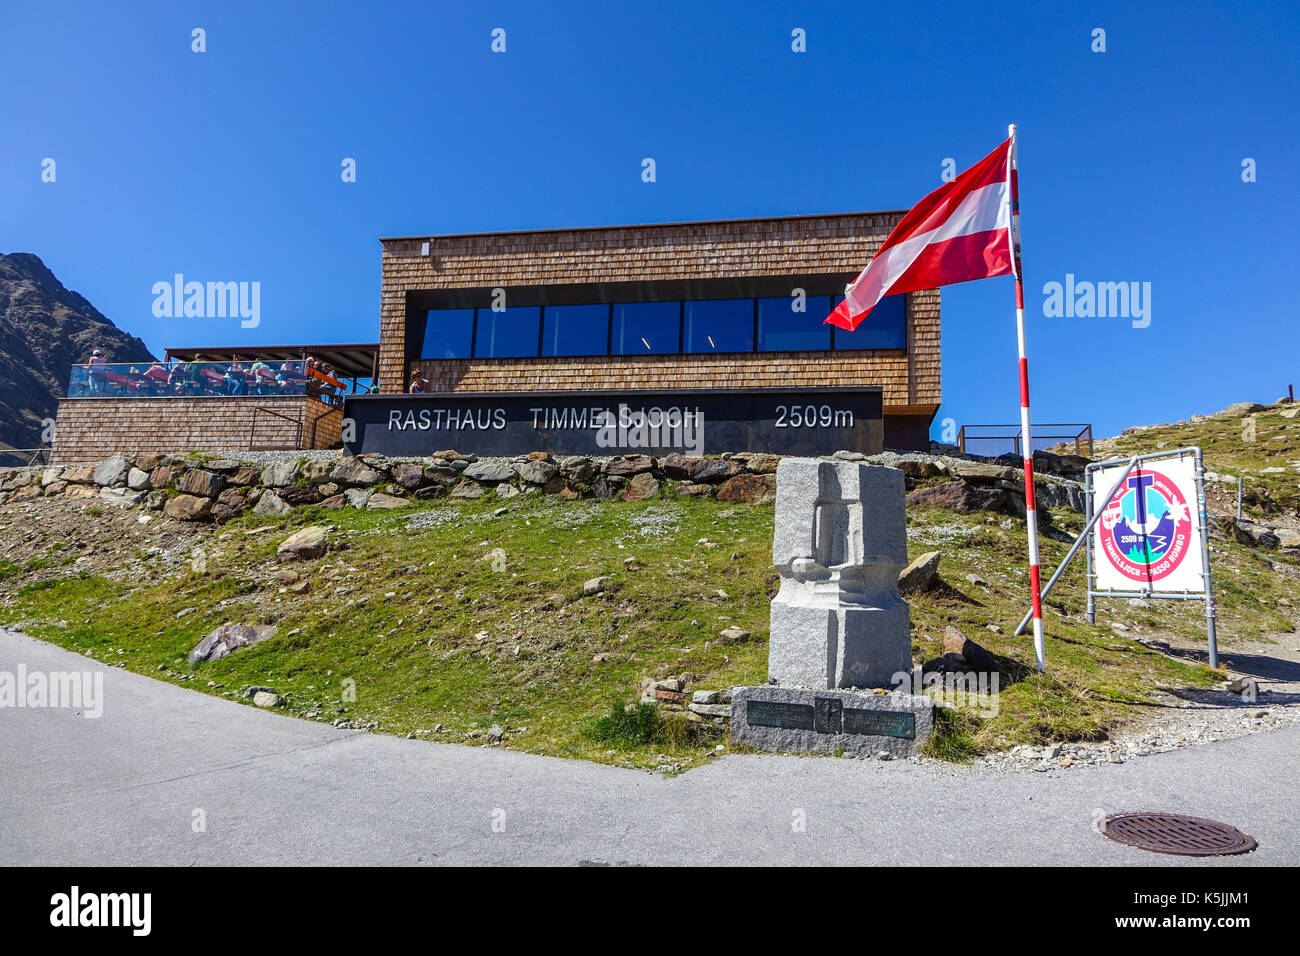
(4, 472, 1295, 768)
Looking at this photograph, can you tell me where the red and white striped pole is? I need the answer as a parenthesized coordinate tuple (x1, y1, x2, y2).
(1008, 123, 1046, 673)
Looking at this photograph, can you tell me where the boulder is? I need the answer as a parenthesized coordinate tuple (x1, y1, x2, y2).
(895, 459, 944, 480)
(277, 526, 329, 561)
(1233, 518, 1280, 549)
(92, 455, 130, 487)
(126, 467, 151, 491)
(0, 471, 36, 491)
(513, 459, 558, 485)
(716, 473, 777, 504)
(188, 623, 277, 664)
(211, 488, 247, 523)
(738, 453, 781, 474)
(278, 484, 324, 506)
(602, 455, 656, 477)
(692, 458, 743, 483)
(164, 494, 213, 521)
(451, 480, 485, 499)
(63, 465, 97, 485)
(366, 492, 410, 509)
(343, 488, 374, 508)
(330, 457, 382, 487)
(464, 461, 515, 483)
(390, 462, 427, 490)
(178, 469, 225, 498)
(414, 484, 448, 500)
(252, 491, 291, 516)
(40, 466, 64, 487)
(898, 551, 942, 592)
(591, 477, 623, 499)
(558, 456, 596, 481)
(319, 494, 347, 510)
(660, 453, 699, 480)
(98, 487, 145, 507)
(423, 462, 459, 482)
(300, 459, 335, 483)
(584, 575, 612, 596)
(1033, 450, 1091, 476)
(1035, 479, 1086, 514)
(921, 653, 972, 675)
(1211, 402, 1267, 419)
(675, 482, 715, 498)
(42, 480, 68, 496)
(907, 480, 1007, 513)
(947, 461, 1020, 483)
(253, 691, 285, 708)
(148, 465, 174, 489)
(203, 459, 243, 473)
(941, 626, 999, 672)
(260, 460, 301, 487)
(622, 473, 661, 501)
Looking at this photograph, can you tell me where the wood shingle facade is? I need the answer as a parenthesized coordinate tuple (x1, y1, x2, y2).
(380, 212, 941, 449)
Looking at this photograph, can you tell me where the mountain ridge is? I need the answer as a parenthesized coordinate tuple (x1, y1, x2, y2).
(0, 252, 154, 449)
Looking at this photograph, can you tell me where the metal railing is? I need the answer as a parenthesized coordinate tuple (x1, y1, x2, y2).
(0, 447, 51, 468)
(957, 423, 1093, 457)
(248, 405, 303, 450)
(66, 360, 344, 406)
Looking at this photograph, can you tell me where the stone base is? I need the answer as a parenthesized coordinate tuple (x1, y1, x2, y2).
(730, 685, 933, 758)
(768, 598, 910, 690)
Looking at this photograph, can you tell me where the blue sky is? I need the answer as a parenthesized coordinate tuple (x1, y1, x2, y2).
(2, 0, 1297, 440)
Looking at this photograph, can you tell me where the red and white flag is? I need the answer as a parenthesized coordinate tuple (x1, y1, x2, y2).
(827, 138, 1014, 330)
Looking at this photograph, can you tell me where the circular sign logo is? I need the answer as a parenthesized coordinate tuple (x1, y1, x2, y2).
(1098, 468, 1193, 583)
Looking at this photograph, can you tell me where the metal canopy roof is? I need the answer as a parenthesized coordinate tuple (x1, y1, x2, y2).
(163, 344, 379, 379)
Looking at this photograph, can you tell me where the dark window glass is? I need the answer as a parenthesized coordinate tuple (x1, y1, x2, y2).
(758, 296, 832, 351)
(684, 299, 753, 353)
(611, 302, 680, 355)
(542, 304, 609, 357)
(475, 306, 541, 358)
(832, 293, 907, 350)
(420, 309, 475, 359)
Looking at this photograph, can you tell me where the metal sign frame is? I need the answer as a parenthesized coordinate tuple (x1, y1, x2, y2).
(1014, 445, 1218, 669)
(1085, 446, 1218, 667)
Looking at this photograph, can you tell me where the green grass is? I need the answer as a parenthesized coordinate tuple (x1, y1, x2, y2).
(1, 463, 1294, 768)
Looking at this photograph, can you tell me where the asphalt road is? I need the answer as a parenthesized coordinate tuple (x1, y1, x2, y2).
(2, 628, 1295, 866)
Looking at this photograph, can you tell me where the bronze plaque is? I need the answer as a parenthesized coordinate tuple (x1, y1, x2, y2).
(746, 700, 815, 730)
(842, 708, 916, 739)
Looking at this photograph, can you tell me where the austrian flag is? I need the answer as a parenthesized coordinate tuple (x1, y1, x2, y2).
(827, 138, 1014, 330)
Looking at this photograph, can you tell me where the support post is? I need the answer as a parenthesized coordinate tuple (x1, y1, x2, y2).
(1008, 123, 1046, 672)
(1195, 448, 1219, 669)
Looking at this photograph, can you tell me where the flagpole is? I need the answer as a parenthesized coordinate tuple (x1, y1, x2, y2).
(1008, 123, 1046, 673)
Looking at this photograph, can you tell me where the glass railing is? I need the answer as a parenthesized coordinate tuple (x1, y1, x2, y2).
(65, 360, 336, 399)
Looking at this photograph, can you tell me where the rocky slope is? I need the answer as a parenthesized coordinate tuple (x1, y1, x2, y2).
(0, 253, 154, 450)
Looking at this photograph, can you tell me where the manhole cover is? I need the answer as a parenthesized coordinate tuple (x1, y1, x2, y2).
(1101, 812, 1257, 856)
